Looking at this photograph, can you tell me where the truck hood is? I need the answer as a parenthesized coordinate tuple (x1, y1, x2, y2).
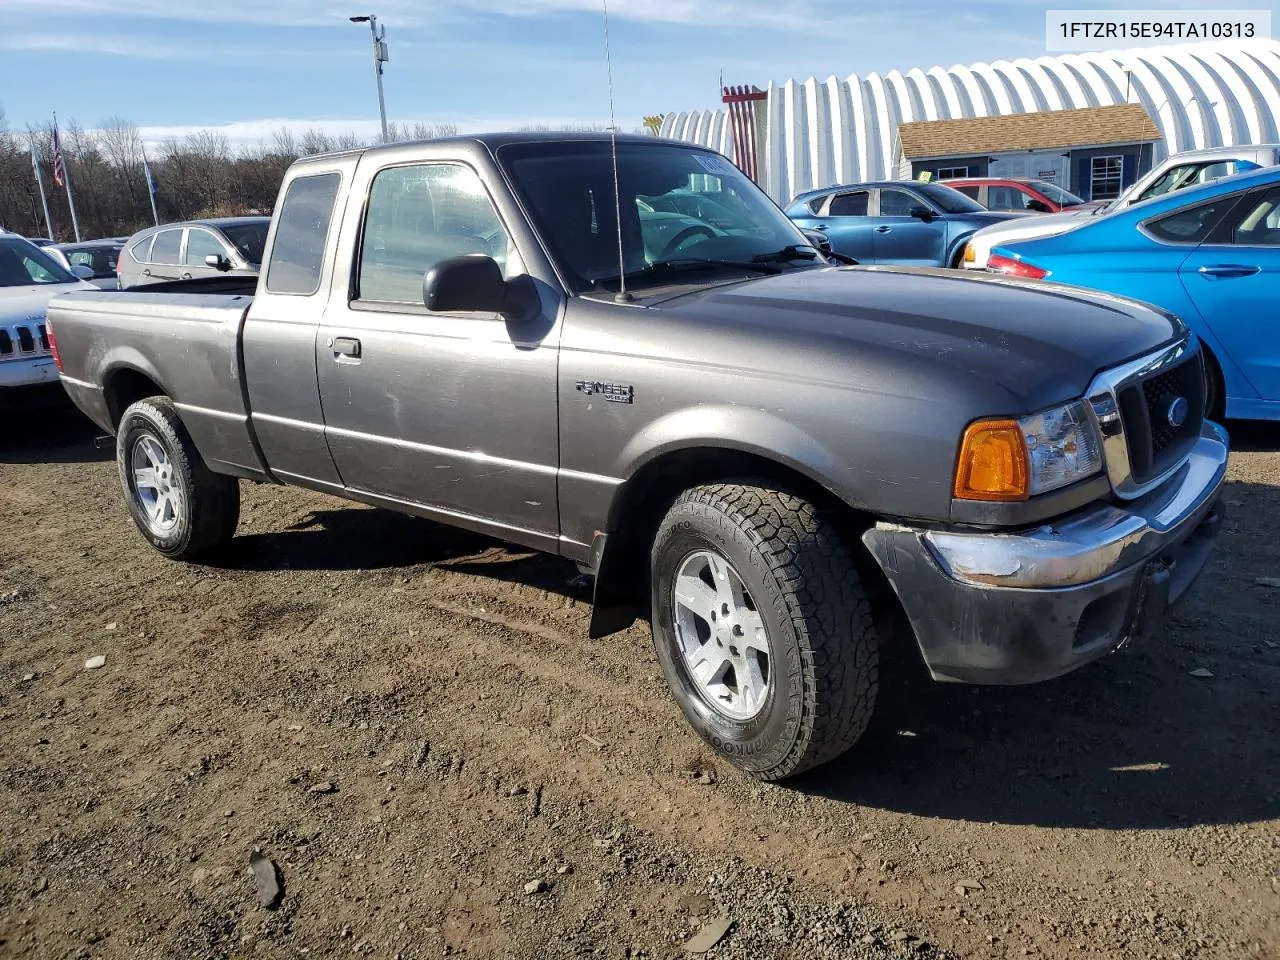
(0, 282, 95, 324)
(654, 265, 1182, 411)
(969, 209, 1097, 248)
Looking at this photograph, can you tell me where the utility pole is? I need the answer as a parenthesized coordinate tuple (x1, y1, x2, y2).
(350, 15, 390, 143)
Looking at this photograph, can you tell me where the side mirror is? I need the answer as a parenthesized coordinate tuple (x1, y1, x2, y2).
(70, 264, 95, 280)
(801, 228, 832, 255)
(204, 254, 232, 272)
(423, 255, 508, 315)
(908, 205, 935, 222)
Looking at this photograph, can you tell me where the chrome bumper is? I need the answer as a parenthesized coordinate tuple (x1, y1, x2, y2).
(862, 421, 1228, 685)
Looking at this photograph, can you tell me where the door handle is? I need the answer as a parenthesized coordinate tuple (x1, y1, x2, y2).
(180, 272, 192, 280)
(331, 337, 361, 359)
(876, 226, 892, 233)
(1197, 264, 1260, 279)
(812, 224, 829, 232)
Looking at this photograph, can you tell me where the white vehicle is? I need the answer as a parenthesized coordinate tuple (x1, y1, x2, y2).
(962, 144, 1280, 269)
(0, 234, 94, 391)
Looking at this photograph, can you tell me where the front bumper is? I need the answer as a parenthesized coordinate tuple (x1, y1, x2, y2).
(0, 357, 59, 389)
(862, 421, 1228, 685)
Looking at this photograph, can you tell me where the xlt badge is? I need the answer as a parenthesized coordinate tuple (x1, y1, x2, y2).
(576, 380, 634, 404)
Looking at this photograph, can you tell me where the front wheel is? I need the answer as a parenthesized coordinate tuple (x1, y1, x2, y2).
(649, 482, 878, 781)
(116, 397, 240, 561)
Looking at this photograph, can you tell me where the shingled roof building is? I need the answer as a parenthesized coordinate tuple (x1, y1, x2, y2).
(660, 39, 1280, 203)
(896, 103, 1162, 200)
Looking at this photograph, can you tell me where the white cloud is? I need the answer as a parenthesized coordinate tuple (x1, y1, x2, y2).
(136, 115, 613, 152)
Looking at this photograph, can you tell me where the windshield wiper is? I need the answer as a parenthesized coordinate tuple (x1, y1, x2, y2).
(752, 244, 820, 263)
(594, 257, 782, 289)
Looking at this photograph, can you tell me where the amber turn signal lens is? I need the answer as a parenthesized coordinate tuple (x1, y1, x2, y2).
(963, 243, 975, 264)
(954, 419, 1030, 501)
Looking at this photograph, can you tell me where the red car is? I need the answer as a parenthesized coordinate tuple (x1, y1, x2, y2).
(938, 177, 1106, 214)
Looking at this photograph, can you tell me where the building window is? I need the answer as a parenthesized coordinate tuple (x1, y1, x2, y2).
(1090, 156, 1124, 201)
(936, 166, 968, 180)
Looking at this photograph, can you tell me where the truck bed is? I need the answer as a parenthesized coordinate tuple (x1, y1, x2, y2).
(48, 289, 266, 479)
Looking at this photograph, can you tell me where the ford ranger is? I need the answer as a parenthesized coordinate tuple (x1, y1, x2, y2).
(47, 134, 1227, 780)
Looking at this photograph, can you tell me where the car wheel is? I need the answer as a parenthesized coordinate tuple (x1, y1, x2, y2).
(650, 481, 878, 780)
(1202, 349, 1225, 421)
(116, 397, 240, 560)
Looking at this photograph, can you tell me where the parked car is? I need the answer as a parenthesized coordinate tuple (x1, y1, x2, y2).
(962, 144, 1280, 269)
(45, 239, 126, 290)
(25, 237, 55, 247)
(940, 177, 1104, 214)
(988, 164, 1280, 422)
(785, 181, 1028, 266)
(118, 217, 269, 289)
(0, 234, 94, 396)
(48, 133, 1226, 780)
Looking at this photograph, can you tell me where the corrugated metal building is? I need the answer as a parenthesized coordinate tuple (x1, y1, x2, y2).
(659, 39, 1280, 204)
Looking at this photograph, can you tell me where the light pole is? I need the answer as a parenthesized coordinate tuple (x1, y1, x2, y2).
(350, 14, 389, 143)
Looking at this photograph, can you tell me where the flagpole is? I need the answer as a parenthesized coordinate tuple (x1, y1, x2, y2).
(141, 146, 159, 226)
(53, 112, 82, 242)
(30, 149, 53, 239)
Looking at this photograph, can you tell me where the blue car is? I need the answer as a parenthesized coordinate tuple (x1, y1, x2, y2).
(989, 164, 1280, 422)
(785, 181, 1028, 267)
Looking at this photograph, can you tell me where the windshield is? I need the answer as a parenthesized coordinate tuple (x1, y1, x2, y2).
(499, 141, 813, 292)
(1034, 181, 1086, 206)
(220, 222, 269, 265)
(913, 182, 986, 214)
(59, 244, 122, 279)
(0, 237, 78, 287)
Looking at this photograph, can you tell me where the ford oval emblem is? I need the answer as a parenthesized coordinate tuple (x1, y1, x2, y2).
(1166, 396, 1189, 429)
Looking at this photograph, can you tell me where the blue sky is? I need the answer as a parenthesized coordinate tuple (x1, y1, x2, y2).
(0, 0, 1275, 148)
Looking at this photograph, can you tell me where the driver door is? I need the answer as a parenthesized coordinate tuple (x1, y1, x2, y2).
(871, 187, 946, 266)
(316, 160, 562, 544)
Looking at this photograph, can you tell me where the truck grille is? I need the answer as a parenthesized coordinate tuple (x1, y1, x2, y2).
(0, 323, 50, 359)
(1116, 350, 1204, 484)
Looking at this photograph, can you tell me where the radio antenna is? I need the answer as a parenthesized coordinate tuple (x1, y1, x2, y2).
(602, 0, 631, 303)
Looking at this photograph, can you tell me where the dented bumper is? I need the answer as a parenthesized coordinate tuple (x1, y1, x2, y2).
(862, 421, 1228, 685)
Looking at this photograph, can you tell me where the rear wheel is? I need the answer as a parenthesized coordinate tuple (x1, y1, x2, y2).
(1202, 349, 1225, 421)
(116, 397, 240, 560)
(649, 481, 878, 780)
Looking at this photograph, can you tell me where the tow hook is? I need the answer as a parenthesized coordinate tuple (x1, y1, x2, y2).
(92, 435, 114, 450)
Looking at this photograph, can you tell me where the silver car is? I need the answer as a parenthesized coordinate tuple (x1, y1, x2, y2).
(118, 217, 269, 289)
(45, 239, 127, 290)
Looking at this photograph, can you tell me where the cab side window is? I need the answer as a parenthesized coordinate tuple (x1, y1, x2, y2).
(267, 173, 341, 295)
(358, 163, 511, 304)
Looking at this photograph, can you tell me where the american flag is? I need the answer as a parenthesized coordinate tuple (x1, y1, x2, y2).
(51, 124, 66, 188)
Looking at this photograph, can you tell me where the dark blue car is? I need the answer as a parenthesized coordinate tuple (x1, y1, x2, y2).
(785, 181, 1029, 267)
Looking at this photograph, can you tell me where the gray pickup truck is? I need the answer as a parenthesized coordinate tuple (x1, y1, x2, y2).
(48, 133, 1228, 780)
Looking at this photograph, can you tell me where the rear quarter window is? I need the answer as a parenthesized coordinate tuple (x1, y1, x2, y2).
(266, 173, 342, 295)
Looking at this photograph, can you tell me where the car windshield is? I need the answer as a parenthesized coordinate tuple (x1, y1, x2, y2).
(0, 237, 78, 287)
(60, 244, 122, 279)
(913, 182, 986, 214)
(1034, 181, 1086, 206)
(220, 222, 268, 265)
(499, 141, 815, 292)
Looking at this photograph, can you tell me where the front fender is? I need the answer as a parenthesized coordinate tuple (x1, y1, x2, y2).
(608, 403, 852, 529)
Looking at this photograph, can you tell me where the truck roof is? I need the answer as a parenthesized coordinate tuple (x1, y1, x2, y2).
(295, 131, 705, 166)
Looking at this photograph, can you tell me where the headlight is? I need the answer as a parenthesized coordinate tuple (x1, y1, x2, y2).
(954, 400, 1103, 501)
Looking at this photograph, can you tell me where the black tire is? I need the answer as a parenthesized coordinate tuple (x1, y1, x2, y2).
(1202, 349, 1224, 421)
(116, 397, 240, 561)
(649, 481, 878, 781)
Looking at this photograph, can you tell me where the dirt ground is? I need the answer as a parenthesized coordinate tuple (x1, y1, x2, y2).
(1, 409, 1277, 960)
